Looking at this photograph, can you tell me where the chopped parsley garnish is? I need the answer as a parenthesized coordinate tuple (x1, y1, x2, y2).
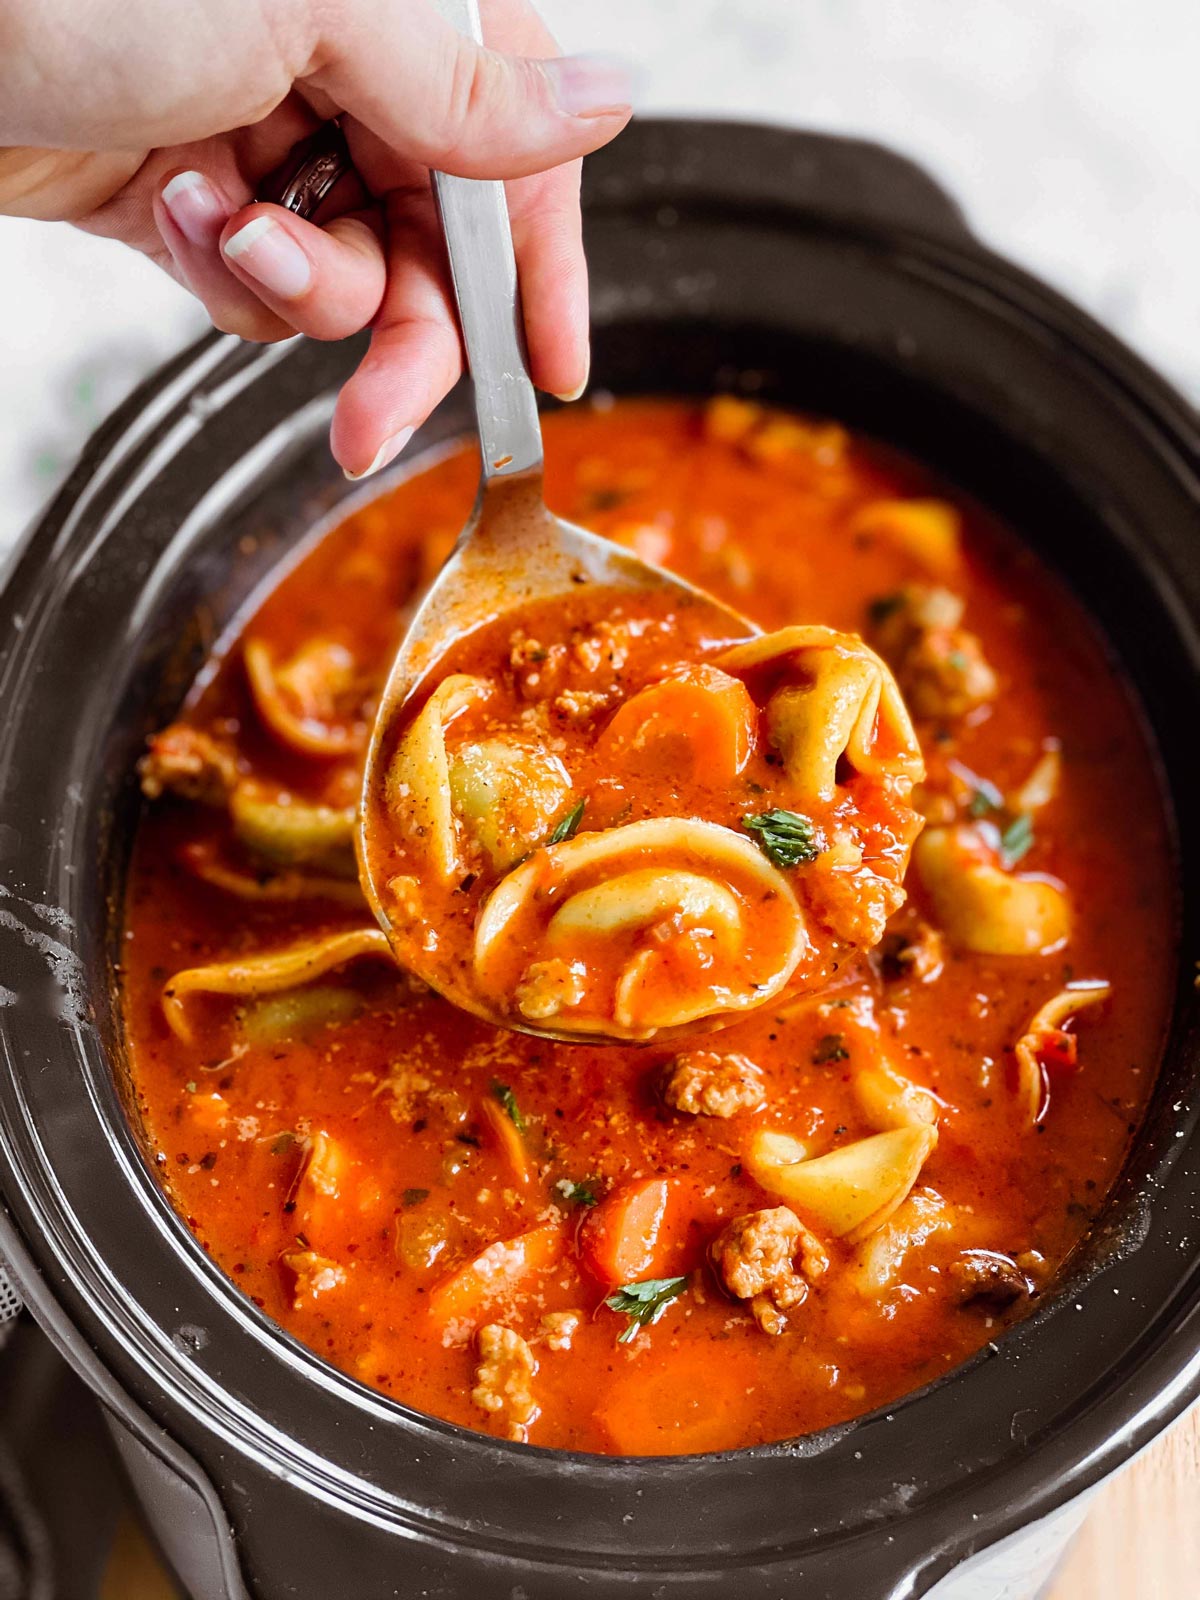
(742, 808, 820, 868)
(967, 776, 1005, 818)
(402, 1187, 430, 1207)
(491, 1079, 526, 1133)
(946, 649, 969, 673)
(549, 798, 586, 845)
(555, 1177, 600, 1207)
(270, 1132, 297, 1156)
(812, 1033, 849, 1064)
(605, 1276, 690, 1344)
(1000, 812, 1035, 867)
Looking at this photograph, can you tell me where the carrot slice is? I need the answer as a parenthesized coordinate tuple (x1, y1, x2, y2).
(597, 665, 756, 784)
(579, 1178, 673, 1288)
(480, 1095, 532, 1186)
(594, 1343, 750, 1455)
(428, 1222, 562, 1332)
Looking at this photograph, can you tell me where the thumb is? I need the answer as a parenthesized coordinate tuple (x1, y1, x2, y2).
(309, 2, 632, 180)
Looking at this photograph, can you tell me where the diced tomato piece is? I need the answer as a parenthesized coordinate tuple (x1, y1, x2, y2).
(578, 1178, 674, 1288)
(1036, 1027, 1079, 1074)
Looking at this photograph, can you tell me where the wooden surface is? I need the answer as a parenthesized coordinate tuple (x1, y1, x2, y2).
(1047, 1407, 1200, 1600)
(104, 1408, 1200, 1599)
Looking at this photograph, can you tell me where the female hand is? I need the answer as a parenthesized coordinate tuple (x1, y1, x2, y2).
(0, 0, 631, 476)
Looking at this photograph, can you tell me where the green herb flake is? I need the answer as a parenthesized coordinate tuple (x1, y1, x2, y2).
(605, 1276, 690, 1344)
(947, 649, 970, 673)
(967, 776, 1005, 818)
(491, 1080, 526, 1133)
(270, 1132, 297, 1157)
(812, 1033, 850, 1065)
(1000, 812, 1035, 867)
(185, 1081, 197, 1094)
(742, 809, 820, 868)
(402, 1187, 430, 1207)
(549, 798, 586, 845)
(555, 1177, 600, 1208)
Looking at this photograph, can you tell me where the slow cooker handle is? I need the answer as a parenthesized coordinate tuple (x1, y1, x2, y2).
(785, 130, 977, 248)
(582, 120, 978, 253)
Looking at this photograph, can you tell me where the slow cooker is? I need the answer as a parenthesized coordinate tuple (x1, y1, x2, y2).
(0, 120, 1198, 1600)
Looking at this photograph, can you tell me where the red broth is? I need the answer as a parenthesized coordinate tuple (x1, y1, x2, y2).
(121, 398, 1175, 1454)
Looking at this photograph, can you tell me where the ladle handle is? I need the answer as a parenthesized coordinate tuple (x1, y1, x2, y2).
(430, 0, 545, 484)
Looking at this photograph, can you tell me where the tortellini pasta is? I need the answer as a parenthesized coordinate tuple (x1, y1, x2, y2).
(718, 626, 923, 807)
(362, 599, 930, 1036)
(746, 1124, 938, 1245)
(915, 824, 1070, 956)
(245, 637, 366, 758)
(474, 818, 808, 1039)
(383, 674, 492, 884)
(1012, 980, 1111, 1126)
(853, 1060, 940, 1132)
(179, 839, 366, 908)
(161, 928, 392, 1044)
(448, 738, 573, 871)
(229, 785, 357, 878)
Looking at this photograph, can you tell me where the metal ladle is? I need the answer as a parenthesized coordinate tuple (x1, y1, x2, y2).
(357, 0, 755, 1034)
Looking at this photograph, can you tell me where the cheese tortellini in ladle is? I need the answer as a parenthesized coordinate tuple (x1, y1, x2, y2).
(474, 818, 808, 1039)
(361, 596, 928, 1040)
(716, 626, 923, 804)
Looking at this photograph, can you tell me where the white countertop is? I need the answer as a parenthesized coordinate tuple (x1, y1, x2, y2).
(1, 0, 1196, 556)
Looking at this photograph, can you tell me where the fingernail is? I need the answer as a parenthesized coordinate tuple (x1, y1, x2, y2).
(161, 170, 227, 247)
(544, 53, 634, 119)
(223, 215, 311, 300)
(343, 427, 414, 481)
(554, 353, 590, 404)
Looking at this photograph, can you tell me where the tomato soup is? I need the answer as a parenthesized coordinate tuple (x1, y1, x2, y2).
(121, 398, 1175, 1454)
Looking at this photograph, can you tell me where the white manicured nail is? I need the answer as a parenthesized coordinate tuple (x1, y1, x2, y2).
(161, 170, 227, 246)
(343, 427, 415, 481)
(223, 216, 312, 300)
(543, 53, 635, 118)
